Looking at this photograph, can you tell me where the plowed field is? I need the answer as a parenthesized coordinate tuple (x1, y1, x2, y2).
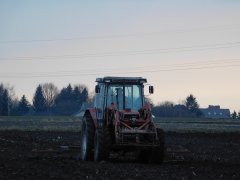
(0, 130, 239, 179)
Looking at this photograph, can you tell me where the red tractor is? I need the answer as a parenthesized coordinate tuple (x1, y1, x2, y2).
(80, 77, 164, 163)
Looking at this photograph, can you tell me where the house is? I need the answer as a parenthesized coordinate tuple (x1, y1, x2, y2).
(200, 105, 230, 119)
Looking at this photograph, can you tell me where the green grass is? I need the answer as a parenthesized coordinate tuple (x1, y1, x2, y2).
(154, 117, 236, 122)
(0, 116, 239, 133)
(0, 116, 81, 122)
(154, 117, 240, 133)
(0, 116, 82, 131)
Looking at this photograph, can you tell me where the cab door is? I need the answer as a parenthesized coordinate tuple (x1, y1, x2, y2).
(94, 84, 105, 122)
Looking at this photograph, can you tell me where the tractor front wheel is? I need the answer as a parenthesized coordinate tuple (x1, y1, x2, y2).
(80, 116, 95, 161)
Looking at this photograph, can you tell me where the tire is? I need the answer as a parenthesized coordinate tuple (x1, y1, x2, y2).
(94, 127, 110, 162)
(80, 116, 95, 161)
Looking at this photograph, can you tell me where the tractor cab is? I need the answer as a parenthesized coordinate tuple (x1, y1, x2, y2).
(94, 77, 154, 122)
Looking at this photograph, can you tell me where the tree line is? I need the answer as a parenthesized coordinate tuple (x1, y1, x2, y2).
(0, 83, 90, 116)
(151, 94, 240, 119)
(1, 83, 239, 118)
(152, 94, 203, 118)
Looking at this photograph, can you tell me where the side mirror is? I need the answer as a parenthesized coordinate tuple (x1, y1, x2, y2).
(149, 86, 154, 94)
(95, 85, 100, 93)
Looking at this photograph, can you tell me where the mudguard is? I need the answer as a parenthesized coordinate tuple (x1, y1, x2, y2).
(84, 108, 97, 128)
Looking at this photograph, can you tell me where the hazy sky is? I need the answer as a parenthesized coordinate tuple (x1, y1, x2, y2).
(0, 0, 240, 111)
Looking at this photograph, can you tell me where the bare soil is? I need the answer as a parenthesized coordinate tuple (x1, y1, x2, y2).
(0, 130, 239, 179)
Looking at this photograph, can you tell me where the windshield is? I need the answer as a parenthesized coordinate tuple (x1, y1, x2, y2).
(107, 84, 143, 110)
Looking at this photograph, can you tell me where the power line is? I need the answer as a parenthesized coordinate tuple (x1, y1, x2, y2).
(0, 41, 240, 61)
(1, 57, 240, 74)
(2, 57, 239, 74)
(1, 24, 240, 44)
(0, 61, 240, 78)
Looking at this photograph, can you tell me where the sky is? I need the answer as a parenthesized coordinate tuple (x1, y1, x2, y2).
(0, 0, 240, 111)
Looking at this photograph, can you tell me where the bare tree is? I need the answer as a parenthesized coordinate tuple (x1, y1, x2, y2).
(3, 84, 15, 99)
(0, 83, 17, 116)
(41, 83, 59, 110)
(87, 91, 95, 106)
(144, 96, 153, 105)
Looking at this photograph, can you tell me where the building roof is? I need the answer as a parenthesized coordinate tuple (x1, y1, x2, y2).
(200, 105, 230, 119)
(96, 77, 147, 83)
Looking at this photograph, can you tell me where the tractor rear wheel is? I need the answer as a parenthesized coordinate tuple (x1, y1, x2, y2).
(80, 116, 95, 161)
(94, 127, 110, 161)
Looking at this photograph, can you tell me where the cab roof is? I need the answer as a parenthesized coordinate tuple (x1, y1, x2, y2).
(96, 76, 147, 84)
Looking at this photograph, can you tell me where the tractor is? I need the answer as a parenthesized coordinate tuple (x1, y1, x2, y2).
(80, 77, 165, 163)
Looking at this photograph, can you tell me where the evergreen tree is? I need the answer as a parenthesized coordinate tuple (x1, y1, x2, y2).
(73, 86, 82, 105)
(185, 94, 202, 117)
(54, 84, 89, 115)
(66, 84, 73, 98)
(238, 111, 240, 119)
(33, 85, 46, 114)
(9, 99, 20, 116)
(231, 111, 237, 119)
(0, 84, 4, 116)
(2, 89, 9, 116)
(54, 84, 75, 115)
(81, 88, 88, 103)
(18, 95, 30, 115)
(0, 84, 4, 115)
